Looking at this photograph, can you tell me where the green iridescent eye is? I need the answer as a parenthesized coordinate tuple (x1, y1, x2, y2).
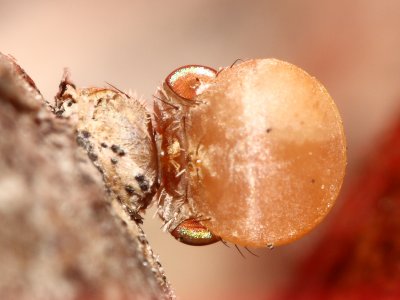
(171, 219, 220, 246)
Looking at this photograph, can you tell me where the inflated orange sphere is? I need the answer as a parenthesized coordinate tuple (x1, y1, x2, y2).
(156, 59, 346, 248)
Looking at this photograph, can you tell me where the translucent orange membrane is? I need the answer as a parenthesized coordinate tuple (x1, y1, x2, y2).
(187, 59, 346, 248)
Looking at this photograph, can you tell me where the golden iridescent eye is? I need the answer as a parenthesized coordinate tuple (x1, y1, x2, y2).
(155, 59, 346, 248)
(171, 219, 220, 246)
(165, 65, 217, 100)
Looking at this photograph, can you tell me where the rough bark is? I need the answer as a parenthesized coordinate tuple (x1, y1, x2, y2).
(0, 53, 174, 300)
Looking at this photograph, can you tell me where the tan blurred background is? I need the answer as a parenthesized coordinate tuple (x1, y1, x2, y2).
(2, 0, 400, 298)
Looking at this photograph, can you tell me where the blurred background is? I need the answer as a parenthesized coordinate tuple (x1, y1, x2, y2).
(2, 0, 400, 298)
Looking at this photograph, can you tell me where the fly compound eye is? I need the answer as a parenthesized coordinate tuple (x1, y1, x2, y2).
(165, 65, 217, 100)
(171, 219, 221, 246)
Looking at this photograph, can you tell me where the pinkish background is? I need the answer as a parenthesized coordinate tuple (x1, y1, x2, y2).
(2, 1, 400, 298)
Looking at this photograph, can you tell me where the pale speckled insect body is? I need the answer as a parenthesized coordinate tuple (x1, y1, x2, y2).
(55, 74, 158, 221)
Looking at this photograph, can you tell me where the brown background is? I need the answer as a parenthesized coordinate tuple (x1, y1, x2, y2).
(2, 1, 400, 298)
